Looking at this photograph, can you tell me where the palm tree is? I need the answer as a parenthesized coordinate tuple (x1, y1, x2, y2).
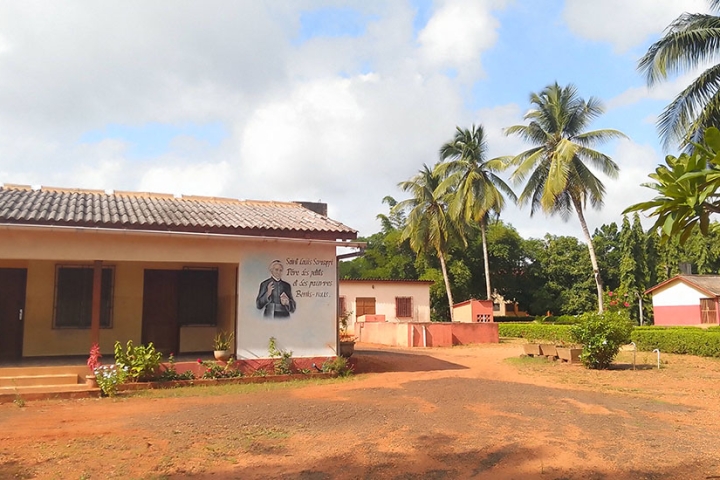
(638, 0, 720, 150)
(437, 125, 516, 300)
(504, 83, 627, 313)
(395, 165, 459, 321)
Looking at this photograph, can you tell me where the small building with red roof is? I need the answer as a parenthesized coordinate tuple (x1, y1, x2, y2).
(646, 275, 720, 326)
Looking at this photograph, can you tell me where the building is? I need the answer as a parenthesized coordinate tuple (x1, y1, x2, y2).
(646, 275, 720, 326)
(0, 184, 359, 361)
(338, 279, 432, 329)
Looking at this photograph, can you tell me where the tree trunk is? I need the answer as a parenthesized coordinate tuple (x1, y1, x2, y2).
(481, 218, 492, 300)
(572, 196, 604, 314)
(438, 251, 455, 321)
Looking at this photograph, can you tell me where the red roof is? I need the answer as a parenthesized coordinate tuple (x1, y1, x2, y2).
(0, 184, 357, 241)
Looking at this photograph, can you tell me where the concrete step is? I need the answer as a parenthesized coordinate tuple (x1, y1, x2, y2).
(0, 373, 80, 387)
(0, 383, 91, 395)
(0, 365, 87, 377)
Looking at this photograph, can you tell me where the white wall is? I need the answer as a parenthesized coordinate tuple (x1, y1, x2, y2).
(652, 281, 707, 307)
(339, 280, 431, 328)
(236, 244, 337, 359)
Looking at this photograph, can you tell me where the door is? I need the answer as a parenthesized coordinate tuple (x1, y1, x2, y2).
(700, 298, 717, 324)
(0, 269, 27, 360)
(142, 270, 179, 354)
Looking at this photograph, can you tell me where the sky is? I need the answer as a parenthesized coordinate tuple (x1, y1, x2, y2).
(0, 0, 713, 241)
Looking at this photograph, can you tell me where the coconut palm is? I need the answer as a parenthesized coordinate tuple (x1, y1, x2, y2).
(504, 82, 627, 313)
(436, 125, 516, 300)
(638, 0, 720, 150)
(395, 165, 459, 321)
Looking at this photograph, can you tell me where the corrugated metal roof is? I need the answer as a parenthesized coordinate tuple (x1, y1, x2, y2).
(0, 184, 357, 241)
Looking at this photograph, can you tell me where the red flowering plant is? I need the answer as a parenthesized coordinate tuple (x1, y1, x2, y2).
(87, 343, 102, 372)
(603, 290, 632, 312)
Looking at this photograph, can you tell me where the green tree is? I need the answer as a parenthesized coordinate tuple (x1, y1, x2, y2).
(592, 222, 621, 293)
(395, 165, 461, 321)
(504, 82, 627, 313)
(638, 0, 720, 149)
(528, 235, 595, 315)
(437, 125, 516, 299)
(624, 127, 720, 241)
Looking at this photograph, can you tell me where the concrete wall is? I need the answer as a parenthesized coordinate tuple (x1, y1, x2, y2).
(339, 280, 431, 329)
(356, 321, 498, 347)
(453, 299, 494, 323)
(651, 281, 707, 326)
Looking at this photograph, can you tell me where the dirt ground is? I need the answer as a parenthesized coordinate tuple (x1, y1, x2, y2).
(2, 342, 720, 480)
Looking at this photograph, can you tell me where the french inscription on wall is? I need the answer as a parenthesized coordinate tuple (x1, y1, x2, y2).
(285, 257, 334, 299)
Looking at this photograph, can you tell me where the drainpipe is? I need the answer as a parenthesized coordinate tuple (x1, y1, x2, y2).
(422, 325, 427, 347)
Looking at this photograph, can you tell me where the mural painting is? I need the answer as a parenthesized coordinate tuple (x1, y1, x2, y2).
(238, 247, 337, 358)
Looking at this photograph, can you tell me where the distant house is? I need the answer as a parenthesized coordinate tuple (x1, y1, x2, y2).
(491, 291, 529, 317)
(338, 279, 432, 330)
(0, 184, 359, 361)
(452, 299, 494, 323)
(646, 275, 720, 326)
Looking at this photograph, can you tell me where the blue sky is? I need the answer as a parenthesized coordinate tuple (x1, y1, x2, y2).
(0, 1, 713, 239)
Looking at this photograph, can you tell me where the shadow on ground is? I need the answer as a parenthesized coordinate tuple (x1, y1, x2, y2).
(351, 347, 468, 374)
(173, 441, 715, 480)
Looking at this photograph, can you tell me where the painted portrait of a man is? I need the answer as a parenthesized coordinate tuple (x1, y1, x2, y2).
(255, 260, 296, 318)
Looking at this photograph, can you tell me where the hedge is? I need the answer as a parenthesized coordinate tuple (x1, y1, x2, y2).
(631, 327, 720, 358)
(498, 323, 574, 344)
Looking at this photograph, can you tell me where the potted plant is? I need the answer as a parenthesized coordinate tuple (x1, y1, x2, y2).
(213, 331, 234, 362)
(338, 310, 356, 358)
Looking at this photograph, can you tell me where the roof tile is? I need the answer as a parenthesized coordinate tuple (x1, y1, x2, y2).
(0, 185, 357, 241)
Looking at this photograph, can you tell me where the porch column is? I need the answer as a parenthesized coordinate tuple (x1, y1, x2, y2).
(91, 260, 102, 346)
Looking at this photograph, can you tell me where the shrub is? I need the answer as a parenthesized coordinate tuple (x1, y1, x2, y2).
(113, 340, 163, 381)
(94, 364, 128, 397)
(322, 356, 353, 377)
(498, 323, 575, 344)
(268, 337, 293, 375)
(570, 311, 634, 369)
(158, 354, 195, 381)
(631, 327, 720, 358)
(198, 357, 243, 379)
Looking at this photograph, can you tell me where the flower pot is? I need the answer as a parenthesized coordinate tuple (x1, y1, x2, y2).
(339, 341, 355, 358)
(557, 347, 582, 364)
(214, 350, 232, 362)
(85, 374, 98, 388)
(522, 343, 542, 357)
(540, 344, 558, 358)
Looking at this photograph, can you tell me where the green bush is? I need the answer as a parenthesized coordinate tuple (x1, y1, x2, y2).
(498, 323, 575, 343)
(631, 327, 720, 357)
(570, 311, 634, 369)
(113, 340, 163, 381)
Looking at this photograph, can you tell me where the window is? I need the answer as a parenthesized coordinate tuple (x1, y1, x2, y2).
(356, 297, 376, 317)
(178, 268, 218, 326)
(54, 266, 114, 328)
(395, 297, 412, 318)
(493, 303, 501, 312)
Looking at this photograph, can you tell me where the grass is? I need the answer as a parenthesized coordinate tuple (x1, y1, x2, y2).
(122, 376, 355, 400)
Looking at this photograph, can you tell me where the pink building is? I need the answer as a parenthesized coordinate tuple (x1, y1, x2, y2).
(646, 275, 720, 326)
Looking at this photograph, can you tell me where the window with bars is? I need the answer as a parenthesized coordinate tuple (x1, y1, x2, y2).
(395, 297, 412, 318)
(54, 265, 114, 328)
(356, 297, 376, 317)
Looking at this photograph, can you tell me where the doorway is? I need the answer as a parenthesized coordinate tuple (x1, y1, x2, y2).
(0, 268, 27, 360)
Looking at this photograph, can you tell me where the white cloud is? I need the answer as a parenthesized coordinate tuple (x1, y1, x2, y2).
(562, 0, 710, 53)
(139, 161, 231, 198)
(417, 0, 508, 80)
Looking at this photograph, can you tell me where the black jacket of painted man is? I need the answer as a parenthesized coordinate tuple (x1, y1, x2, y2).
(256, 260, 296, 318)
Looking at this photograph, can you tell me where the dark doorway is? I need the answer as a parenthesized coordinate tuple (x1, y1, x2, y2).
(142, 270, 180, 354)
(0, 268, 27, 360)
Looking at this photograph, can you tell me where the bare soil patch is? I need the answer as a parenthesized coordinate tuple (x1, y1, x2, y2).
(2, 343, 720, 479)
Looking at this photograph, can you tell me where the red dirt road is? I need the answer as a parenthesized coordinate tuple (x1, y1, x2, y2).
(1, 343, 720, 479)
